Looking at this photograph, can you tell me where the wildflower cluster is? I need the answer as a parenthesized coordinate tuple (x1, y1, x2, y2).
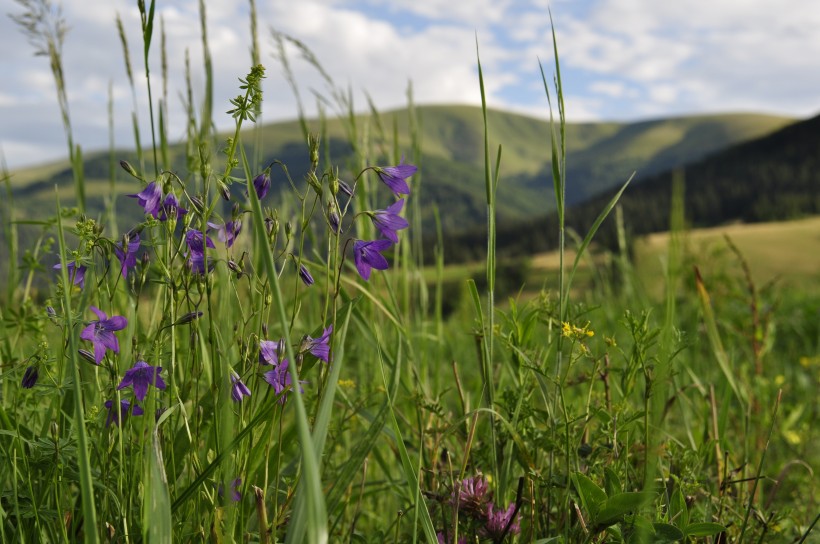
(561, 320, 595, 340)
(436, 473, 521, 542)
(561, 319, 598, 359)
(16, 62, 418, 535)
(346, 161, 416, 281)
(33, 139, 416, 413)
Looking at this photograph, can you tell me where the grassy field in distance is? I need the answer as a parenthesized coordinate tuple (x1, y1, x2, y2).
(632, 215, 820, 296)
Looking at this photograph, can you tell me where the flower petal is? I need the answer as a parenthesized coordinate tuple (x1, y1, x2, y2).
(89, 306, 107, 321)
(103, 316, 128, 331)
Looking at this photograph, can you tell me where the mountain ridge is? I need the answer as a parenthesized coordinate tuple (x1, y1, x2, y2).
(434, 110, 820, 263)
(4, 105, 795, 237)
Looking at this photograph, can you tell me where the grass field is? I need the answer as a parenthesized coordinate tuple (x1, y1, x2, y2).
(633, 216, 820, 292)
(1, 3, 818, 543)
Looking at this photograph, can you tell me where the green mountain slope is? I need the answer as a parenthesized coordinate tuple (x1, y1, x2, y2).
(437, 111, 820, 263)
(4, 105, 793, 237)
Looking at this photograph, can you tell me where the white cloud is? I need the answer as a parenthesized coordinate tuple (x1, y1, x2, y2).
(554, 0, 820, 118)
(2, 0, 819, 170)
(588, 81, 631, 98)
(357, 0, 513, 28)
(648, 84, 678, 105)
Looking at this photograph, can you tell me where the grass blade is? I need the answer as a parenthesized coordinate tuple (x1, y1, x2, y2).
(55, 190, 98, 544)
(376, 344, 438, 543)
(564, 172, 634, 299)
(245, 156, 328, 544)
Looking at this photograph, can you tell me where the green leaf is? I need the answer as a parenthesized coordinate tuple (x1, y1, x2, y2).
(669, 488, 688, 528)
(684, 522, 726, 537)
(652, 522, 684, 542)
(564, 172, 634, 302)
(597, 492, 655, 527)
(693, 267, 745, 403)
(145, 431, 172, 544)
(604, 467, 622, 497)
(623, 515, 654, 544)
(572, 472, 607, 520)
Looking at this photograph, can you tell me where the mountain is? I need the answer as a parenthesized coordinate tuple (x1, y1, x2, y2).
(4, 105, 792, 233)
(437, 111, 820, 263)
(1, 105, 802, 287)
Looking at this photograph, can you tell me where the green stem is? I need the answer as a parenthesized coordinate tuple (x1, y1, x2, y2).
(55, 191, 99, 544)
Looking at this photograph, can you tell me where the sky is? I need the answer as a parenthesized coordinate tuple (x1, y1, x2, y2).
(2, 0, 819, 170)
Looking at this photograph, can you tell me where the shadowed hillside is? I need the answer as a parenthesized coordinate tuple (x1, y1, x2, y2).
(437, 110, 820, 263)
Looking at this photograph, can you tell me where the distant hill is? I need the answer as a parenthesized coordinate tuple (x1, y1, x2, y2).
(438, 111, 820, 263)
(2, 105, 805, 288)
(4, 105, 793, 236)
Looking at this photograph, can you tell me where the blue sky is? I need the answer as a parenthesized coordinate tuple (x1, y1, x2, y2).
(2, 0, 819, 170)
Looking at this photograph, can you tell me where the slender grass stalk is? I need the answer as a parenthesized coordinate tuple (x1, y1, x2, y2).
(248, 0, 263, 168)
(474, 36, 502, 495)
(376, 344, 438, 543)
(55, 191, 98, 544)
(539, 14, 566, 323)
(107, 82, 118, 237)
(737, 390, 781, 542)
(539, 20, 571, 537)
(1, 158, 19, 304)
(243, 146, 328, 543)
(116, 12, 144, 174)
(158, 16, 170, 170)
(11, 0, 85, 210)
(197, 0, 214, 144)
(694, 267, 745, 404)
(138, 0, 159, 176)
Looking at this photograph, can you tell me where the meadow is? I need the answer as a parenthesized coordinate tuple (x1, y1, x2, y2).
(1, 1, 818, 543)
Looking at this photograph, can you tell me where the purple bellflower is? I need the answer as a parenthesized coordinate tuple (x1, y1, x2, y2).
(185, 229, 216, 254)
(353, 239, 393, 281)
(298, 263, 314, 286)
(54, 260, 87, 288)
(104, 398, 144, 427)
(374, 161, 417, 195)
(302, 325, 332, 363)
(185, 229, 215, 274)
(187, 253, 212, 275)
(263, 358, 305, 404)
(259, 339, 286, 366)
(128, 181, 163, 218)
(253, 170, 271, 200)
(78, 349, 97, 365)
(114, 233, 141, 279)
(338, 179, 354, 198)
(369, 199, 409, 243)
(159, 192, 188, 221)
(218, 478, 242, 502)
(80, 306, 128, 365)
(230, 371, 252, 403)
(329, 210, 341, 234)
(21, 366, 39, 389)
(117, 360, 166, 401)
(208, 220, 242, 248)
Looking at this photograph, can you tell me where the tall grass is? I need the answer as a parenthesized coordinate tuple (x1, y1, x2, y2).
(1, 3, 818, 543)
(11, 0, 86, 211)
